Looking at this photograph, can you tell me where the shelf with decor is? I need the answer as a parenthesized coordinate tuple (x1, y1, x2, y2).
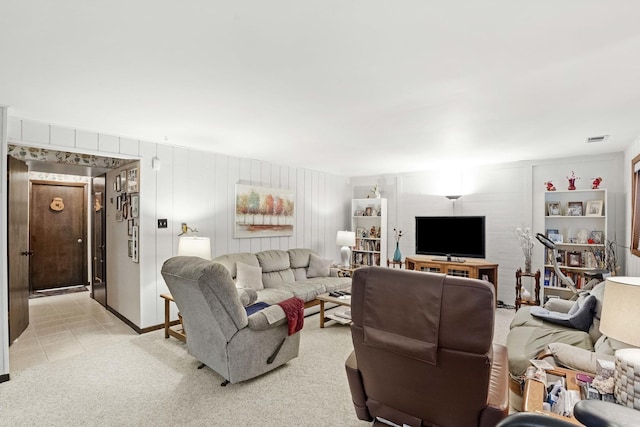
(543, 188, 607, 300)
(351, 198, 387, 268)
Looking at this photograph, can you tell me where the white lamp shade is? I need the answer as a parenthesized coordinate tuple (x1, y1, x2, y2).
(177, 236, 212, 260)
(600, 276, 640, 347)
(336, 230, 356, 247)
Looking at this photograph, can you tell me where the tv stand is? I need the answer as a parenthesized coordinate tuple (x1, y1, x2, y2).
(405, 255, 498, 302)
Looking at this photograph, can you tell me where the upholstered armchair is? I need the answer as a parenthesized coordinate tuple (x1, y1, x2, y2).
(161, 256, 300, 385)
(345, 267, 509, 427)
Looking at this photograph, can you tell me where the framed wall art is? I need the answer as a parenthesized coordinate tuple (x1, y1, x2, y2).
(127, 168, 138, 193)
(234, 183, 294, 238)
(130, 194, 139, 218)
(567, 201, 583, 216)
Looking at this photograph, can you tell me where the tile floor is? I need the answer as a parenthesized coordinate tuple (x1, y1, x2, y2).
(8, 291, 138, 373)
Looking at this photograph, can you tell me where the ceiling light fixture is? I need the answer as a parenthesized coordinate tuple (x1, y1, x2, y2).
(445, 195, 461, 200)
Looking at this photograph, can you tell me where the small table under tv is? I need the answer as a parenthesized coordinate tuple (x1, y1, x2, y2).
(405, 256, 499, 302)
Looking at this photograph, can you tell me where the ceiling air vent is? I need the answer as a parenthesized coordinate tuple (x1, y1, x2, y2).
(586, 135, 609, 143)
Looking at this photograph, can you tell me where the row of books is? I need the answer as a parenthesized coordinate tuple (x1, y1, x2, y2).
(355, 239, 380, 251)
(544, 270, 589, 289)
(353, 252, 380, 266)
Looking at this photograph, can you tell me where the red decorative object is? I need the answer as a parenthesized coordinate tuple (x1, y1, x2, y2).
(544, 181, 556, 191)
(567, 171, 579, 190)
(592, 177, 603, 189)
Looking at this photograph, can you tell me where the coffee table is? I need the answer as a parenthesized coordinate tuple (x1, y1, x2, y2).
(316, 292, 351, 328)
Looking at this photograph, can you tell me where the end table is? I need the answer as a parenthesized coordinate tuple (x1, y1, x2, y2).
(515, 269, 541, 310)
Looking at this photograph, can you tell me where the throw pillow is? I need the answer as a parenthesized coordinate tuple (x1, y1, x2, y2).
(530, 295, 596, 332)
(237, 288, 258, 307)
(235, 262, 264, 290)
(307, 253, 331, 278)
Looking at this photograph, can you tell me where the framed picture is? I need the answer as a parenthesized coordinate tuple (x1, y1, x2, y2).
(115, 210, 123, 222)
(115, 175, 121, 192)
(364, 207, 373, 216)
(558, 250, 566, 265)
(546, 228, 559, 237)
(132, 225, 139, 263)
(128, 219, 134, 236)
(130, 194, 139, 218)
(120, 170, 127, 191)
(591, 230, 604, 244)
(549, 232, 563, 244)
(586, 200, 603, 217)
(547, 202, 562, 216)
(354, 209, 363, 217)
(567, 201, 583, 216)
(127, 168, 138, 193)
(567, 251, 582, 267)
(356, 227, 366, 238)
(234, 183, 294, 238)
(127, 239, 133, 257)
(116, 194, 122, 211)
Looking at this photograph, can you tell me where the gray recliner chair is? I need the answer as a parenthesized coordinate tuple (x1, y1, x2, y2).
(161, 256, 300, 385)
(345, 267, 509, 427)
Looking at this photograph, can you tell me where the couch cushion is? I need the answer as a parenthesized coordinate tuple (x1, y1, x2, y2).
(506, 325, 593, 376)
(547, 342, 615, 374)
(212, 253, 259, 279)
(255, 288, 295, 305)
(274, 280, 327, 302)
(307, 253, 331, 278)
(256, 250, 296, 288)
(289, 248, 315, 280)
(236, 262, 264, 290)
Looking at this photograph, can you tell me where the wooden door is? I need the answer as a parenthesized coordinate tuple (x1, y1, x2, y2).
(91, 175, 106, 306)
(7, 157, 30, 344)
(29, 182, 87, 291)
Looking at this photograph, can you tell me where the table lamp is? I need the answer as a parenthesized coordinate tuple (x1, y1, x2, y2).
(336, 230, 356, 268)
(599, 276, 640, 410)
(177, 236, 212, 260)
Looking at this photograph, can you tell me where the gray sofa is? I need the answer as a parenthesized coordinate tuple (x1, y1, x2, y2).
(211, 248, 352, 310)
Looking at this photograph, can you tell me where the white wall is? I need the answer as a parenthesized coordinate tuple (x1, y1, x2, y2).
(351, 153, 625, 306)
(1, 117, 351, 334)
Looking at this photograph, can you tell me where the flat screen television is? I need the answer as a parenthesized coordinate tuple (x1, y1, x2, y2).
(415, 216, 486, 259)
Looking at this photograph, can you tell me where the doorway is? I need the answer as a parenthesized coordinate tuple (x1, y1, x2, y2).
(29, 181, 87, 292)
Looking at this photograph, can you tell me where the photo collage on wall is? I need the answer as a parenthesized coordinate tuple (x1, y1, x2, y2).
(114, 167, 139, 263)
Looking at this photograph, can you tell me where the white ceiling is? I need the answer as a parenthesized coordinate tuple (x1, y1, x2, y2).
(2, 1, 640, 176)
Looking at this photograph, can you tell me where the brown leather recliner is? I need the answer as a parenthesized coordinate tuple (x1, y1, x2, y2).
(345, 267, 509, 427)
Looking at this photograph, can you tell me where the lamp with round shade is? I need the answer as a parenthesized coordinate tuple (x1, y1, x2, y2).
(599, 276, 640, 409)
(177, 236, 212, 260)
(336, 230, 356, 268)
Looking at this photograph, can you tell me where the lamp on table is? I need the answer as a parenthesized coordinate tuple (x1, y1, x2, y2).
(177, 236, 212, 260)
(336, 230, 356, 268)
(599, 276, 640, 410)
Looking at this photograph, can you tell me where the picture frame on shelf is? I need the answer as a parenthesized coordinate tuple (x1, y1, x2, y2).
(354, 209, 363, 217)
(567, 201, 583, 216)
(549, 232, 564, 244)
(364, 207, 373, 216)
(591, 230, 604, 244)
(586, 200, 603, 217)
(356, 227, 366, 238)
(546, 228, 559, 237)
(547, 202, 562, 216)
(567, 251, 582, 267)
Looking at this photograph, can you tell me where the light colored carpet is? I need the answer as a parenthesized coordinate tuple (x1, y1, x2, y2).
(0, 308, 514, 426)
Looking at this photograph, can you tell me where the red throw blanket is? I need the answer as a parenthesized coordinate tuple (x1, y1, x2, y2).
(277, 297, 304, 335)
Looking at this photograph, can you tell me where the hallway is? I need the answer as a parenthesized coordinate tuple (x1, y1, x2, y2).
(8, 292, 137, 373)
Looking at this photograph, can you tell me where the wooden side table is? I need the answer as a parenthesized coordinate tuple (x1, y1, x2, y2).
(160, 293, 186, 342)
(523, 366, 583, 425)
(387, 259, 404, 269)
(516, 269, 541, 310)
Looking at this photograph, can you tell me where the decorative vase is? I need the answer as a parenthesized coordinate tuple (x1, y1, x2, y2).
(524, 256, 531, 274)
(393, 242, 402, 262)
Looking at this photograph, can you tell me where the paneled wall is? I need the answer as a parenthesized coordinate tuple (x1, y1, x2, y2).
(351, 153, 625, 306)
(3, 117, 351, 331)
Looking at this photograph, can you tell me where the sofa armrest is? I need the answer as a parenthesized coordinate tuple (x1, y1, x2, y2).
(329, 267, 340, 277)
(543, 298, 575, 313)
(247, 306, 288, 331)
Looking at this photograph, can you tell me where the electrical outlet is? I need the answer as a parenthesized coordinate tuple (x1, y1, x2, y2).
(158, 219, 168, 228)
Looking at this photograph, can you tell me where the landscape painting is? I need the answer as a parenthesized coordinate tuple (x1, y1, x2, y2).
(235, 184, 295, 238)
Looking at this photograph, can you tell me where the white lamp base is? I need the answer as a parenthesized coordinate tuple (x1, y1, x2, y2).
(340, 246, 351, 267)
(614, 348, 640, 410)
